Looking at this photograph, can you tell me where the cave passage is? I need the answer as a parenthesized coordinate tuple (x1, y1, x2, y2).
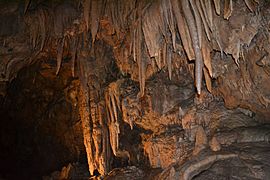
(0, 61, 89, 179)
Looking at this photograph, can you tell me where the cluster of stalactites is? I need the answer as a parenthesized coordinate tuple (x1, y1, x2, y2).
(22, 0, 258, 176)
(82, 0, 258, 95)
(22, 0, 259, 176)
(24, 0, 258, 95)
(78, 84, 112, 176)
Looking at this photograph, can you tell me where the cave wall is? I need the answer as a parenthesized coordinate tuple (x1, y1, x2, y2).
(0, 0, 270, 179)
(0, 58, 86, 179)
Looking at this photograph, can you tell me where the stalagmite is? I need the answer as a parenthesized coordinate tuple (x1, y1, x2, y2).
(181, 0, 203, 95)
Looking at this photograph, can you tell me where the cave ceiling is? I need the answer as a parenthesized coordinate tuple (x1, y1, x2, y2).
(1, 0, 270, 179)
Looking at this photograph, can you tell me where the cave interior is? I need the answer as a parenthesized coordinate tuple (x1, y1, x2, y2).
(0, 0, 270, 179)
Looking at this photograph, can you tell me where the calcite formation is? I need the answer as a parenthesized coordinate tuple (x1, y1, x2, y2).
(0, 0, 270, 179)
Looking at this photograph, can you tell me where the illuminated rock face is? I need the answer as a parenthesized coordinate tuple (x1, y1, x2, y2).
(0, 0, 270, 179)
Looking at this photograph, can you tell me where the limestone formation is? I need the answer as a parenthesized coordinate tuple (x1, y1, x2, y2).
(0, 0, 270, 179)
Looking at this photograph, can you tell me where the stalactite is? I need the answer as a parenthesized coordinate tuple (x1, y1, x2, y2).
(181, 0, 203, 95)
(171, 0, 195, 61)
(70, 37, 78, 77)
(190, 0, 203, 48)
(143, 2, 162, 58)
(201, 37, 212, 77)
(99, 104, 111, 175)
(25, 8, 48, 50)
(244, 0, 257, 12)
(89, 88, 98, 138)
(24, 9, 40, 50)
(106, 0, 117, 35)
(137, 6, 145, 97)
(53, 3, 78, 40)
(24, 0, 31, 14)
(90, 0, 104, 44)
(105, 82, 122, 156)
(205, 0, 213, 30)
(213, 0, 221, 15)
(213, 23, 224, 59)
(76, 49, 98, 175)
(158, 1, 167, 39)
(224, 0, 233, 20)
(196, 0, 211, 41)
(83, 0, 90, 31)
(112, 0, 136, 33)
(31, 23, 38, 49)
(105, 0, 129, 38)
(121, 101, 134, 130)
(56, 37, 65, 75)
(22, 0, 262, 100)
(133, 28, 137, 62)
(203, 67, 212, 92)
(168, 0, 176, 51)
(38, 9, 47, 51)
(53, 9, 63, 38)
(161, 0, 176, 51)
(167, 45, 172, 80)
(156, 49, 162, 70)
(78, 86, 96, 176)
(89, 86, 108, 175)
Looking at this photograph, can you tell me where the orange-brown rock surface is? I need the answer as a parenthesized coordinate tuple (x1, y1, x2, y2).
(0, 0, 270, 179)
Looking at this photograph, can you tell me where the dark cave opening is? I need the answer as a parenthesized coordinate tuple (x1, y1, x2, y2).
(0, 62, 88, 179)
